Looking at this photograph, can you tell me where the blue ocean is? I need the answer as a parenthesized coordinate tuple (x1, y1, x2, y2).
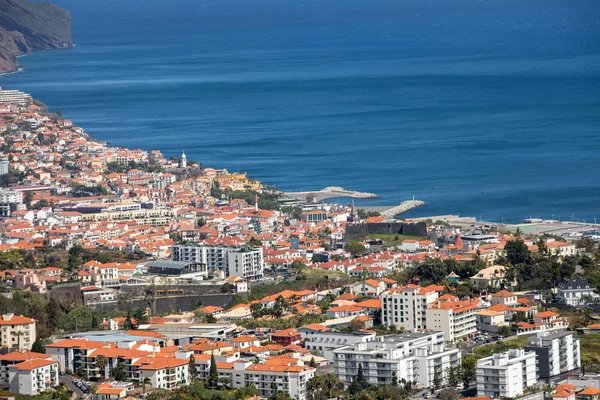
(2, 0, 599, 223)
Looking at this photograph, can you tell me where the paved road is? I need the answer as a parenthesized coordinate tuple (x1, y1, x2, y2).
(60, 375, 84, 400)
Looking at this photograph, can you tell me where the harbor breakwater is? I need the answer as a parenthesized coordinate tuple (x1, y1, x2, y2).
(345, 221, 427, 240)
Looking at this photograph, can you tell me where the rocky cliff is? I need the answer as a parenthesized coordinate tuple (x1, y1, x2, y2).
(0, 0, 72, 74)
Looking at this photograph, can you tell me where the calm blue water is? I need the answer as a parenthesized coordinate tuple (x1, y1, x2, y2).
(2, 0, 600, 223)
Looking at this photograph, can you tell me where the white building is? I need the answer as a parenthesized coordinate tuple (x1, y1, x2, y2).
(333, 331, 460, 388)
(426, 296, 479, 342)
(470, 265, 507, 290)
(476, 349, 537, 398)
(491, 290, 518, 307)
(0, 314, 37, 350)
(0, 189, 24, 217)
(461, 232, 500, 249)
(476, 309, 508, 333)
(556, 279, 598, 306)
(171, 244, 264, 281)
(138, 357, 190, 390)
(239, 362, 315, 400)
(525, 331, 580, 380)
(8, 358, 59, 395)
(0, 87, 32, 105)
(299, 328, 376, 362)
(192, 356, 315, 400)
(0, 157, 9, 176)
(380, 284, 441, 330)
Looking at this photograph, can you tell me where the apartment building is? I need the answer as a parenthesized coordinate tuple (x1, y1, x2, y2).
(138, 357, 190, 390)
(380, 284, 440, 330)
(8, 358, 59, 395)
(333, 331, 460, 388)
(300, 328, 376, 361)
(46, 338, 108, 373)
(426, 296, 479, 342)
(0, 351, 52, 386)
(0, 314, 37, 350)
(171, 244, 264, 281)
(240, 362, 314, 400)
(189, 354, 315, 400)
(476, 349, 537, 398)
(0, 87, 32, 105)
(525, 331, 580, 380)
(0, 188, 24, 217)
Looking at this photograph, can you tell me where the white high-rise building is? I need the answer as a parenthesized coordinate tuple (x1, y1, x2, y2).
(380, 284, 441, 330)
(333, 331, 460, 388)
(171, 244, 263, 281)
(525, 331, 580, 380)
(476, 349, 537, 398)
(0, 87, 32, 105)
(0, 157, 9, 176)
(0, 189, 23, 217)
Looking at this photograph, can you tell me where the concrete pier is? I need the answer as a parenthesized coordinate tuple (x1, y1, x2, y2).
(284, 186, 379, 202)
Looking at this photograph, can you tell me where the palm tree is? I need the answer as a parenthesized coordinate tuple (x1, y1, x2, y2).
(142, 377, 151, 398)
(14, 331, 23, 350)
(95, 355, 107, 379)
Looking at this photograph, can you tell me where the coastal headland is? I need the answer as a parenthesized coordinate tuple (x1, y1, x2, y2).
(0, 0, 72, 74)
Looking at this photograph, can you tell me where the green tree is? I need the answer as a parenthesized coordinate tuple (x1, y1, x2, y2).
(505, 239, 531, 266)
(438, 389, 460, 400)
(95, 355, 107, 379)
(576, 237, 596, 253)
(391, 371, 398, 387)
(447, 366, 458, 388)
(91, 313, 99, 329)
(498, 325, 513, 338)
(349, 363, 369, 394)
(290, 260, 306, 274)
(308, 373, 344, 400)
(461, 355, 476, 388)
(344, 241, 368, 256)
(110, 362, 126, 381)
(189, 354, 198, 382)
(208, 353, 218, 388)
(309, 357, 317, 368)
(142, 377, 151, 398)
(432, 366, 442, 391)
(31, 338, 46, 353)
(46, 297, 62, 325)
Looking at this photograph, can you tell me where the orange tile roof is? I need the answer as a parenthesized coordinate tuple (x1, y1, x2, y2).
(536, 311, 559, 318)
(271, 329, 300, 338)
(230, 335, 259, 343)
(0, 351, 49, 362)
(10, 358, 57, 371)
(579, 387, 600, 395)
(300, 324, 329, 332)
(488, 304, 514, 312)
(356, 299, 382, 309)
(138, 357, 189, 370)
(493, 289, 516, 298)
(96, 387, 126, 395)
(0, 315, 35, 325)
(46, 339, 107, 350)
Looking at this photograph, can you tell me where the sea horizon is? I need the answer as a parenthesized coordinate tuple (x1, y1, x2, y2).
(1, 0, 599, 224)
